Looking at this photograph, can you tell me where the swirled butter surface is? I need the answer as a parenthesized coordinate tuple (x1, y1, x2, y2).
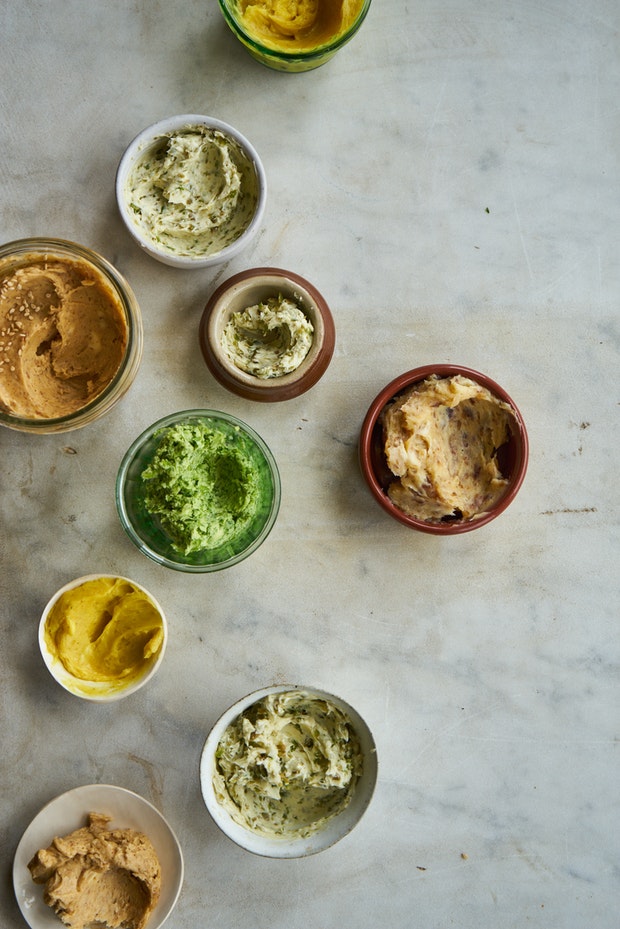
(221, 294, 314, 378)
(44, 577, 164, 691)
(141, 421, 264, 554)
(213, 689, 363, 838)
(382, 374, 517, 522)
(126, 125, 259, 258)
(0, 254, 127, 419)
(235, 0, 366, 52)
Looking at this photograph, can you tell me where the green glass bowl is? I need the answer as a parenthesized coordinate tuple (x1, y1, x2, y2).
(116, 410, 281, 572)
(218, 0, 372, 73)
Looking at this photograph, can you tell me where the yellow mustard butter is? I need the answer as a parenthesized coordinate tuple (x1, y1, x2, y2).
(236, 0, 366, 52)
(381, 374, 517, 523)
(44, 577, 164, 689)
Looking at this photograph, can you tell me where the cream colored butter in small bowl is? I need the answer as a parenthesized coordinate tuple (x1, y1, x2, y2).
(200, 684, 378, 857)
(199, 268, 335, 401)
(39, 574, 167, 701)
(116, 115, 266, 269)
(359, 364, 529, 534)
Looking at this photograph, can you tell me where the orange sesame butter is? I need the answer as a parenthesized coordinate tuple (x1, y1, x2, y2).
(0, 253, 127, 419)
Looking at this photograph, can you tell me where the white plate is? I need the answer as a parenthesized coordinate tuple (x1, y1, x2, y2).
(13, 784, 184, 929)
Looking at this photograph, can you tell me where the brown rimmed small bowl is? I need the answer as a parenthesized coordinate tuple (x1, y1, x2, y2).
(199, 268, 335, 402)
(359, 364, 529, 535)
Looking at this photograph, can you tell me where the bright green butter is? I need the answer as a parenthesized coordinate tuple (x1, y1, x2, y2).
(141, 421, 261, 554)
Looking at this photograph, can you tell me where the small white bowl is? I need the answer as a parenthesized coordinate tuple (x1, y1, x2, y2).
(116, 114, 266, 269)
(39, 574, 167, 702)
(199, 684, 378, 858)
(13, 784, 183, 929)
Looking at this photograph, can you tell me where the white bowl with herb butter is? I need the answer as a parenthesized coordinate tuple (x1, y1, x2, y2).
(200, 684, 378, 857)
(116, 115, 266, 269)
(199, 267, 335, 401)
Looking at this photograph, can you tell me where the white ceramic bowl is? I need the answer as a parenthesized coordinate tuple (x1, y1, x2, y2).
(200, 684, 378, 858)
(116, 114, 266, 269)
(13, 784, 183, 929)
(39, 574, 167, 701)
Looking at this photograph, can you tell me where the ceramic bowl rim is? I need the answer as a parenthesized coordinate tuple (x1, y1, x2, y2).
(359, 363, 529, 535)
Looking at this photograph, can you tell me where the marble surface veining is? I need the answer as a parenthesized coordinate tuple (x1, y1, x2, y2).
(1, 1, 618, 927)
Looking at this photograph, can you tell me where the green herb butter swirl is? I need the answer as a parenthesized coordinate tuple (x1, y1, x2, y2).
(126, 125, 259, 258)
(213, 690, 363, 839)
(221, 294, 314, 378)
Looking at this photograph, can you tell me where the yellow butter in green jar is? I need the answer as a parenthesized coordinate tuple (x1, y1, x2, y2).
(236, 0, 366, 52)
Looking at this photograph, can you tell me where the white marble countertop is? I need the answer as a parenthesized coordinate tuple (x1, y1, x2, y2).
(1, 1, 618, 927)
